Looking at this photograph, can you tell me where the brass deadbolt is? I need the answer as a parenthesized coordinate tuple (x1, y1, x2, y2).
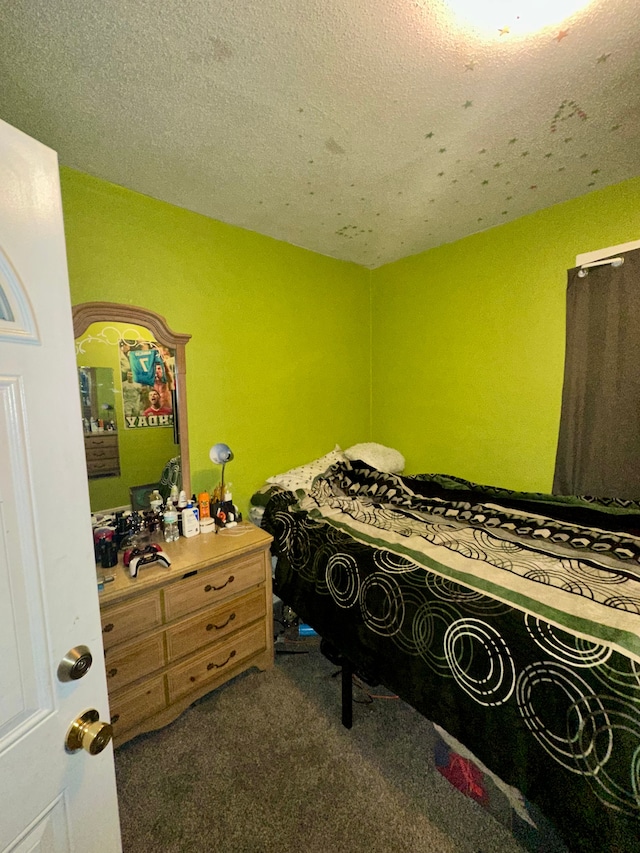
(65, 709, 113, 755)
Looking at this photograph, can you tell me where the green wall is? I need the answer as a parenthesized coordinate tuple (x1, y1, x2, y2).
(61, 168, 371, 514)
(61, 166, 640, 508)
(370, 177, 640, 492)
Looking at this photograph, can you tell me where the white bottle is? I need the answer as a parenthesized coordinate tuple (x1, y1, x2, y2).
(163, 501, 179, 543)
(187, 499, 199, 522)
(181, 505, 200, 537)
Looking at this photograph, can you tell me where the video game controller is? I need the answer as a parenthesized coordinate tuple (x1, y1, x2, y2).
(123, 543, 160, 568)
(124, 544, 172, 578)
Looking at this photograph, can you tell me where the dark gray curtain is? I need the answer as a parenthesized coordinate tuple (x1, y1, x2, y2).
(553, 248, 640, 499)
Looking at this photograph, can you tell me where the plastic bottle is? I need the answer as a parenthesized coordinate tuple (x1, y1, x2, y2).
(170, 483, 179, 507)
(198, 490, 210, 519)
(163, 500, 179, 543)
(188, 498, 199, 522)
(149, 489, 163, 512)
(176, 490, 188, 536)
(181, 504, 200, 537)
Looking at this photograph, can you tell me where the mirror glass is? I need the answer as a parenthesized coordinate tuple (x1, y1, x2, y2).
(79, 365, 121, 480)
(73, 303, 190, 513)
(79, 366, 118, 433)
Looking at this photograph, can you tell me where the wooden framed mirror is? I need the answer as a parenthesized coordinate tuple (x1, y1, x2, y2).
(73, 302, 191, 511)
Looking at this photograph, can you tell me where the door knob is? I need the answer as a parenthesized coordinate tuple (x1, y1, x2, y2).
(57, 645, 93, 681)
(65, 709, 113, 755)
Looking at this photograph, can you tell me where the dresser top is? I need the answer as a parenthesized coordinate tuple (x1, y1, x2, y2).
(97, 522, 272, 605)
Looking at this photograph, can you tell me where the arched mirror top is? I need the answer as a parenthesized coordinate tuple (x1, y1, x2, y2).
(72, 302, 191, 350)
(72, 302, 191, 500)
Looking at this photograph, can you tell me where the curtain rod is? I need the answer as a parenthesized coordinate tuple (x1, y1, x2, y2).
(577, 256, 624, 278)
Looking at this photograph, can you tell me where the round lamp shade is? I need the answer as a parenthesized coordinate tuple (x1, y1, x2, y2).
(209, 443, 234, 464)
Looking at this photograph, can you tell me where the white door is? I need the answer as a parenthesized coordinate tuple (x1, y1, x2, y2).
(0, 120, 122, 851)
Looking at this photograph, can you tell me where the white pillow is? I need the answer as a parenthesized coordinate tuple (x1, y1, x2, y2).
(267, 447, 346, 492)
(344, 442, 405, 474)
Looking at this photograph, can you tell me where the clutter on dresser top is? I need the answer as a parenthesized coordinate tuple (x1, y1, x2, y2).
(92, 485, 243, 587)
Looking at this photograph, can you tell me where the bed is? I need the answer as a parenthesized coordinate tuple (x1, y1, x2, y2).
(258, 456, 640, 853)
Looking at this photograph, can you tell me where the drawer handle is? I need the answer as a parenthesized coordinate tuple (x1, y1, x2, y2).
(110, 713, 120, 724)
(206, 649, 237, 671)
(206, 613, 236, 632)
(107, 667, 118, 678)
(103, 623, 114, 633)
(204, 575, 234, 593)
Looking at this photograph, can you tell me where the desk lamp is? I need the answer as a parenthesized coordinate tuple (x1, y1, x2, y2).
(209, 442, 234, 500)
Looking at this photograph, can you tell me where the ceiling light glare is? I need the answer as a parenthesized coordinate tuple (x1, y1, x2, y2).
(444, 0, 592, 36)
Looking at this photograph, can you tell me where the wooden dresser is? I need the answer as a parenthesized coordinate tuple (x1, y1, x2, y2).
(97, 523, 273, 747)
(84, 433, 120, 478)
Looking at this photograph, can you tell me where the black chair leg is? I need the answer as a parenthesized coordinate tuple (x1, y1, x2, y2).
(341, 657, 353, 729)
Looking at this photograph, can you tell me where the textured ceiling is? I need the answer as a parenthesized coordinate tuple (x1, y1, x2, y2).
(1, 0, 639, 268)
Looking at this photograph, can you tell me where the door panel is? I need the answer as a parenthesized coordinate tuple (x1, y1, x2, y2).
(0, 377, 51, 735)
(8, 796, 70, 853)
(0, 119, 122, 852)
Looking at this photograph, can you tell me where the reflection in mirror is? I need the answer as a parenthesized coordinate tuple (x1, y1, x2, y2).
(73, 303, 190, 513)
(79, 366, 120, 479)
(79, 366, 118, 432)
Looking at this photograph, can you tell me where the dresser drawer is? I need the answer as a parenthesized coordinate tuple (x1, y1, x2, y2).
(104, 633, 166, 692)
(167, 622, 265, 702)
(85, 434, 118, 450)
(85, 445, 119, 463)
(165, 588, 265, 662)
(87, 458, 121, 477)
(101, 592, 163, 650)
(109, 675, 166, 740)
(163, 553, 265, 620)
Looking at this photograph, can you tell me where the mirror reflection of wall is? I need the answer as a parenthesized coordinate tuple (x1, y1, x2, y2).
(79, 366, 118, 432)
(79, 366, 121, 482)
(76, 321, 180, 513)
